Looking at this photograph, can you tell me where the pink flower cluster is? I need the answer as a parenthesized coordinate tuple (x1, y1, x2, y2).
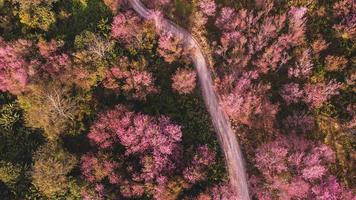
(0, 37, 32, 94)
(111, 11, 141, 42)
(220, 71, 278, 129)
(198, 0, 216, 16)
(252, 134, 355, 199)
(104, 66, 158, 100)
(333, 0, 356, 40)
(215, 4, 306, 74)
(213, 3, 311, 133)
(197, 184, 239, 200)
(158, 31, 188, 63)
(288, 49, 313, 78)
(303, 81, 342, 108)
(280, 81, 341, 108)
(32, 39, 96, 88)
(171, 68, 197, 94)
(183, 145, 215, 183)
(83, 105, 185, 198)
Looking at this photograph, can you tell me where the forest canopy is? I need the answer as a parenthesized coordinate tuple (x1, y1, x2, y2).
(0, 0, 355, 199)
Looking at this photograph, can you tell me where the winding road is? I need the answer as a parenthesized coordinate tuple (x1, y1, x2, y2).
(128, 0, 250, 199)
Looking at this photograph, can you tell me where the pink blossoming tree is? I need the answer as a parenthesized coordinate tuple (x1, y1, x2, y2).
(0, 37, 32, 94)
(251, 134, 355, 199)
(103, 65, 158, 100)
(171, 68, 197, 94)
(333, 0, 356, 40)
(81, 105, 217, 199)
(198, 0, 217, 17)
(111, 11, 142, 43)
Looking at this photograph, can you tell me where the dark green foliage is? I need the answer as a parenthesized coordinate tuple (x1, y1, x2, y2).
(31, 142, 77, 197)
(53, 0, 112, 45)
(0, 96, 44, 199)
(0, 127, 43, 164)
(0, 161, 21, 185)
(0, 103, 20, 131)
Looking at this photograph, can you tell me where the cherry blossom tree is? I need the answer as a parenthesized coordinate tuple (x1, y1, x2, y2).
(311, 37, 329, 55)
(83, 105, 182, 198)
(219, 71, 278, 129)
(251, 134, 355, 199)
(183, 145, 215, 183)
(198, 0, 217, 17)
(196, 184, 239, 200)
(103, 64, 158, 100)
(171, 68, 197, 94)
(111, 11, 142, 43)
(0, 38, 32, 94)
(283, 113, 315, 134)
(158, 31, 191, 64)
(303, 81, 342, 108)
(81, 105, 217, 199)
(280, 83, 304, 105)
(33, 39, 97, 88)
(288, 49, 313, 78)
(333, 0, 356, 40)
(213, 3, 310, 133)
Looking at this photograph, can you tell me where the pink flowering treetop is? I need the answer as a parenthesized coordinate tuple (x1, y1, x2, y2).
(111, 11, 142, 43)
(82, 105, 217, 199)
(183, 145, 216, 184)
(218, 71, 278, 130)
(288, 49, 313, 78)
(198, 0, 217, 17)
(196, 184, 239, 200)
(251, 134, 355, 200)
(279, 47, 342, 110)
(103, 61, 158, 100)
(333, 0, 356, 40)
(311, 37, 329, 55)
(0, 37, 32, 94)
(171, 68, 197, 94)
(215, 4, 306, 74)
(158, 30, 192, 64)
(37, 39, 61, 58)
(27, 38, 102, 89)
(303, 81, 342, 108)
(30, 39, 93, 88)
(213, 3, 310, 133)
(280, 79, 341, 108)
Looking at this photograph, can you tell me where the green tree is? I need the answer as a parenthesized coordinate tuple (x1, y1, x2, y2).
(0, 103, 20, 131)
(18, 84, 81, 140)
(13, 0, 59, 31)
(31, 142, 77, 197)
(19, 6, 56, 31)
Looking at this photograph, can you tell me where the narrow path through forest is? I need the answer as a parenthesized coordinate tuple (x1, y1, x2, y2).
(128, 0, 250, 199)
